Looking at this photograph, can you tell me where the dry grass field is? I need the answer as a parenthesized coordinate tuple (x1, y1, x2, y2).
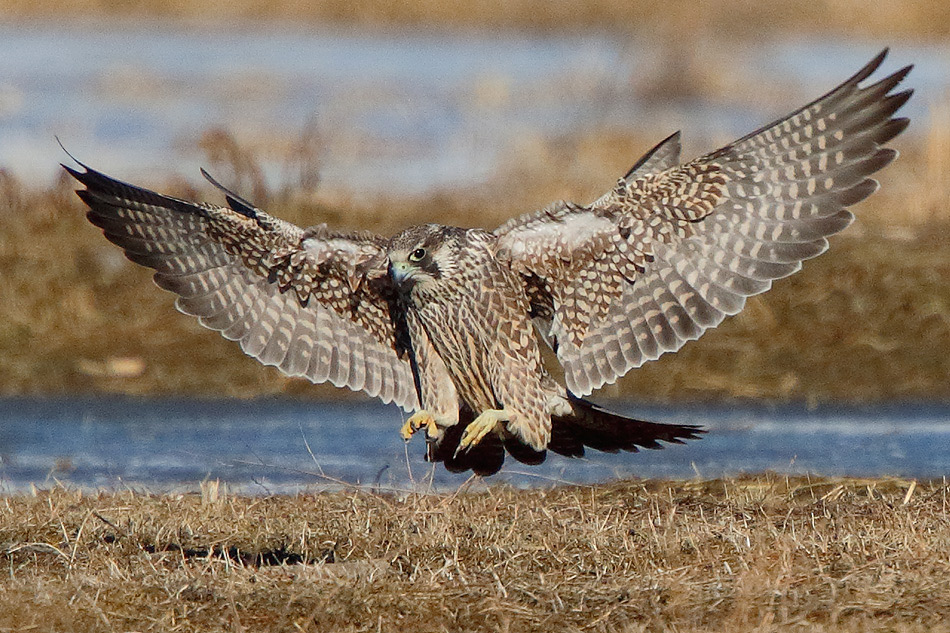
(1, 475, 948, 632)
(4, 0, 950, 41)
(1, 110, 948, 403)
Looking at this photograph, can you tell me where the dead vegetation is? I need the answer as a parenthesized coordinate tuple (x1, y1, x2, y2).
(4, 0, 950, 41)
(1, 475, 948, 632)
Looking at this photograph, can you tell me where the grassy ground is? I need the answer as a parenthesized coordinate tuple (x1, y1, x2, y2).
(1, 116, 948, 403)
(1, 475, 948, 632)
(3, 0, 950, 41)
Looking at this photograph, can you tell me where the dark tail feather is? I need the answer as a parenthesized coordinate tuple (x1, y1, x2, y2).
(548, 394, 704, 458)
(501, 434, 547, 466)
(424, 396, 702, 476)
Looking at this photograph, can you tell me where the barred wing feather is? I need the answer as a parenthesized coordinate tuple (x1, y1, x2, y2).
(67, 164, 419, 410)
(495, 49, 911, 396)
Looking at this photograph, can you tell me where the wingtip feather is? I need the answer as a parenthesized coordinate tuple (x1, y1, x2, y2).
(850, 48, 889, 86)
(200, 167, 259, 218)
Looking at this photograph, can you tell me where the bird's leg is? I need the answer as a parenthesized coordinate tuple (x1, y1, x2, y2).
(455, 408, 509, 457)
(400, 410, 442, 441)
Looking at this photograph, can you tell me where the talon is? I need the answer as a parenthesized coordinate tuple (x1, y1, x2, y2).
(401, 410, 439, 441)
(455, 409, 509, 457)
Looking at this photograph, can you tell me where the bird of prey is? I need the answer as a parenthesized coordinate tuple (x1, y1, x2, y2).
(67, 50, 910, 475)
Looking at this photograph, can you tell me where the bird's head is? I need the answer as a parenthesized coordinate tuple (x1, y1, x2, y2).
(387, 224, 465, 294)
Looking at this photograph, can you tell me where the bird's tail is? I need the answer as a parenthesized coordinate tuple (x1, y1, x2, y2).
(548, 394, 705, 458)
(424, 395, 704, 476)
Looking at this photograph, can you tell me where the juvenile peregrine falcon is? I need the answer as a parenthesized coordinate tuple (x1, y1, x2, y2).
(67, 50, 910, 475)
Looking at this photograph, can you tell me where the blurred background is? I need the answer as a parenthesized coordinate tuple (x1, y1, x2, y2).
(0, 0, 948, 488)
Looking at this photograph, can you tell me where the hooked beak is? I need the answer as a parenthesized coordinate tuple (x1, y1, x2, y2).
(388, 260, 413, 286)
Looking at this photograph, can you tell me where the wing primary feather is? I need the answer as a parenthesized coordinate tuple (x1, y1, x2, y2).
(67, 159, 419, 411)
(623, 130, 682, 179)
(200, 168, 259, 219)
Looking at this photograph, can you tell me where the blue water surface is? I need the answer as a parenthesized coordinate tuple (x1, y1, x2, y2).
(0, 397, 946, 494)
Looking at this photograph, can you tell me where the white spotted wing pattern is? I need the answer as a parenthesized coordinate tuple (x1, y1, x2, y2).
(495, 49, 911, 396)
(67, 166, 419, 410)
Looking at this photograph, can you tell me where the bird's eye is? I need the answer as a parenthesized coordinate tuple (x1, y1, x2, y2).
(409, 248, 427, 262)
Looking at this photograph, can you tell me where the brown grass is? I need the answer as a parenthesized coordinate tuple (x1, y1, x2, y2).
(2, 475, 949, 632)
(4, 0, 950, 41)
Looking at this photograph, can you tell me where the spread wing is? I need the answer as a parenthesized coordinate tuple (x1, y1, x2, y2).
(67, 163, 419, 410)
(494, 49, 912, 396)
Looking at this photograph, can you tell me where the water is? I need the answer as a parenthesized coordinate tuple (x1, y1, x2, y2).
(0, 397, 947, 494)
(1, 22, 946, 195)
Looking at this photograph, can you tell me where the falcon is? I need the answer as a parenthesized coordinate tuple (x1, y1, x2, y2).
(67, 50, 911, 475)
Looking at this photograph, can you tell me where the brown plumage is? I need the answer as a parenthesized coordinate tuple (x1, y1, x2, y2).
(67, 50, 910, 475)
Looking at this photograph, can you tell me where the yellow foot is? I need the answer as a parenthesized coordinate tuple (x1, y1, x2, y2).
(455, 409, 509, 457)
(400, 410, 441, 441)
